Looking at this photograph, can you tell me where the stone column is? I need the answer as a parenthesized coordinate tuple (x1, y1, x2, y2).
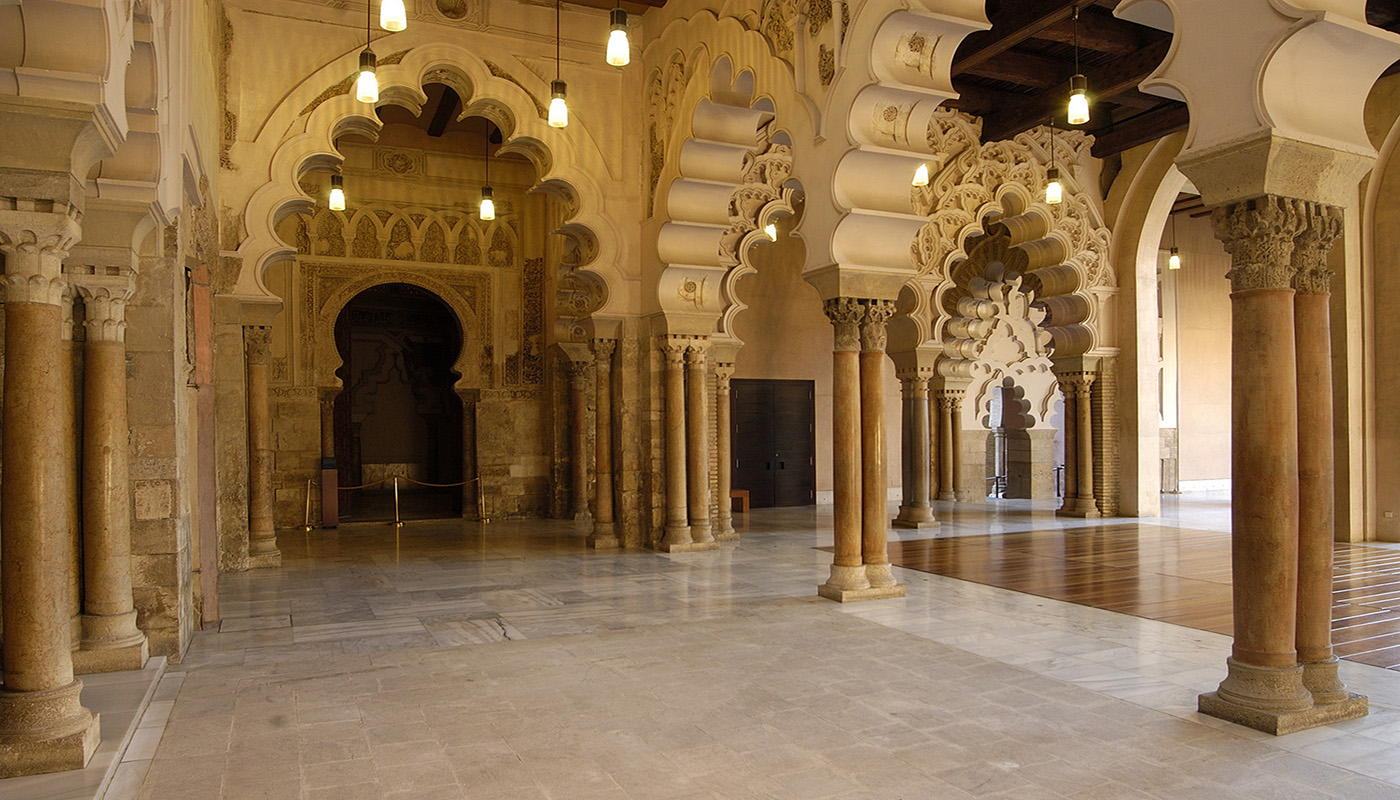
(0, 218, 100, 777)
(60, 288, 81, 652)
(929, 388, 941, 503)
(588, 339, 618, 549)
(937, 392, 958, 502)
(244, 326, 280, 568)
(1292, 203, 1364, 716)
(818, 299, 871, 600)
(659, 337, 696, 551)
(715, 362, 737, 540)
(319, 392, 338, 528)
(685, 341, 714, 544)
(567, 358, 591, 522)
(73, 282, 148, 673)
(1198, 195, 1316, 733)
(859, 300, 903, 596)
(894, 374, 936, 528)
(1056, 373, 1100, 518)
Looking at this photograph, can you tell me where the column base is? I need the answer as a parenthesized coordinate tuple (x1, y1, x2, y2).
(1198, 657, 1332, 735)
(586, 522, 619, 549)
(1056, 498, 1101, 518)
(690, 523, 714, 544)
(893, 518, 940, 529)
(74, 639, 148, 675)
(819, 564, 871, 595)
(715, 525, 740, 542)
(937, 491, 956, 502)
(656, 540, 720, 553)
(1199, 689, 1367, 735)
(248, 550, 282, 569)
(818, 583, 907, 603)
(0, 681, 101, 778)
(1302, 656, 1357, 706)
(660, 524, 693, 550)
(573, 511, 593, 522)
(893, 505, 937, 528)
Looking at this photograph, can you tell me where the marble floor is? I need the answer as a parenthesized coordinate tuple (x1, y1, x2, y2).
(128, 493, 1400, 799)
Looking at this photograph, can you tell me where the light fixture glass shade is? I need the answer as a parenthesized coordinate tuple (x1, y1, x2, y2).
(912, 162, 930, 187)
(479, 186, 495, 221)
(1068, 74, 1089, 125)
(607, 8, 630, 66)
(329, 174, 346, 211)
(765, 223, 778, 242)
(1168, 246, 1181, 270)
(548, 80, 568, 128)
(356, 50, 379, 104)
(380, 0, 407, 31)
(1045, 166, 1063, 205)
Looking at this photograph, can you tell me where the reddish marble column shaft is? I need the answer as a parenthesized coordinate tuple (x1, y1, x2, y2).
(1060, 383, 1078, 505)
(685, 342, 713, 543)
(938, 394, 956, 502)
(568, 359, 591, 521)
(859, 300, 897, 588)
(61, 292, 81, 651)
(661, 339, 691, 547)
(1076, 379, 1096, 505)
(588, 340, 618, 548)
(895, 376, 934, 526)
(820, 299, 869, 595)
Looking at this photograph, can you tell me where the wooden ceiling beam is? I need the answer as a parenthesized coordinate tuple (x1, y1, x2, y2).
(962, 50, 1068, 89)
(1029, 8, 1166, 56)
(953, 0, 1078, 75)
(1089, 103, 1190, 158)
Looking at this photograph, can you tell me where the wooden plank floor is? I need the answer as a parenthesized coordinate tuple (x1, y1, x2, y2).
(867, 524, 1400, 671)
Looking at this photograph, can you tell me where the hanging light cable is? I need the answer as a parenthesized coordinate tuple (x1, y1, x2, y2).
(1045, 120, 1063, 205)
(1067, 6, 1089, 126)
(606, 1, 630, 67)
(1168, 209, 1181, 270)
(329, 174, 346, 211)
(379, 0, 406, 32)
(480, 123, 496, 221)
(356, 1, 379, 104)
(549, 0, 569, 127)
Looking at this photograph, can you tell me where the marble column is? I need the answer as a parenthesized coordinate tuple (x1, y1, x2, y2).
(715, 362, 738, 540)
(60, 289, 82, 653)
(1292, 203, 1365, 716)
(245, 326, 281, 568)
(0, 219, 100, 777)
(567, 358, 591, 522)
(895, 374, 936, 528)
(1057, 374, 1100, 518)
(73, 283, 148, 673)
(319, 392, 338, 528)
(1198, 195, 1316, 733)
(937, 392, 958, 502)
(818, 299, 871, 599)
(685, 341, 714, 544)
(588, 339, 618, 549)
(659, 337, 698, 550)
(859, 300, 903, 595)
(928, 389, 941, 504)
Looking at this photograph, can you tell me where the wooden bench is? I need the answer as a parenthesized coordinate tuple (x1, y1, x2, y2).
(730, 489, 750, 513)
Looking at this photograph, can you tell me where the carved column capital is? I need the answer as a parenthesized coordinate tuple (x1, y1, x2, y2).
(1292, 202, 1343, 295)
(591, 338, 616, 362)
(1210, 196, 1306, 293)
(858, 299, 897, 353)
(76, 283, 134, 343)
(684, 338, 709, 366)
(1056, 372, 1096, 398)
(823, 297, 864, 352)
(714, 361, 735, 383)
(659, 335, 691, 364)
(566, 357, 590, 379)
(61, 284, 76, 342)
(244, 325, 272, 366)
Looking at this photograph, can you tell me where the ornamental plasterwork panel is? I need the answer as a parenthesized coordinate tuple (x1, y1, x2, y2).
(423, 0, 487, 28)
(374, 147, 425, 178)
(646, 54, 688, 217)
(759, 0, 797, 61)
(895, 31, 942, 78)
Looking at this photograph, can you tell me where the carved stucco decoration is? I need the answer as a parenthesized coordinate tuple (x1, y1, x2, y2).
(299, 51, 411, 117)
(296, 203, 517, 269)
(759, 0, 797, 61)
(646, 53, 688, 218)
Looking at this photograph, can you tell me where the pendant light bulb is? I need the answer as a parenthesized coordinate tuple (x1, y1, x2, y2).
(607, 7, 630, 67)
(1045, 166, 1063, 205)
(1068, 74, 1089, 125)
(329, 174, 346, 211)
(912, 162, 930, 187)
(1168, 245, 1181, 270)
(479, 186, 495, 221)
(765, 223, 778, 242)
(357, 49, 379, 104)
(549, 80, 569, 128)
(379, 0, 407, 31)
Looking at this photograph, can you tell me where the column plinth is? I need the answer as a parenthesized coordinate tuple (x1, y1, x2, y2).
(588, 340, 618, 549)
(245, 326, 280, 568)
(0, 221, 100, 777)
(894, 375, 937, 529)
(73, 283, 148, 673)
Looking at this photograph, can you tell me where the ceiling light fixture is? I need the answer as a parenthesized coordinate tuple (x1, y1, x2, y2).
(1046, 120, 1063, 205)
(549, 0, 569, 127)
(912, 162, 930, 187)
(379, 0, 406, 32)
(1168, 210, 1181, 270)
(329, 174, 346, 211)
(1067, 6, 1089, 126)
(480, 123, 496, 221)
(765, 222, 778, 242)
(606, 2, 630, 67)
(357, 2, 379, 104)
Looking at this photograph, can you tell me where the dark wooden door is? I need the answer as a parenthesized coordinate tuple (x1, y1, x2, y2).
(731, 379, 816, 508)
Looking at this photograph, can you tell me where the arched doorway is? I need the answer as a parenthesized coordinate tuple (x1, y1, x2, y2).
(333, 283, 463, 521)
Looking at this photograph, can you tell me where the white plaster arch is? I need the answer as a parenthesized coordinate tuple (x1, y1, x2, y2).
(233, 41, 625, 319)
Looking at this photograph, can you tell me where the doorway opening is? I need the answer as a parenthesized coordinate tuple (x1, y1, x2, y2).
(334, 283, 463, 521)
(731, 379, 816, 508)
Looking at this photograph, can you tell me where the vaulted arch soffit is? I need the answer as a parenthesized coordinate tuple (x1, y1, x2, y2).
(233, 40, 623, 320)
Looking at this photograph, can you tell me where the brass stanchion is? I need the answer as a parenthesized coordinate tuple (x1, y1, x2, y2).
(393, 475, 404, 528)
(302, 477, 315, 532)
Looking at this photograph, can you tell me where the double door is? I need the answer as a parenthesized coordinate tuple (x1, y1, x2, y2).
(731, 379, 816, 508)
